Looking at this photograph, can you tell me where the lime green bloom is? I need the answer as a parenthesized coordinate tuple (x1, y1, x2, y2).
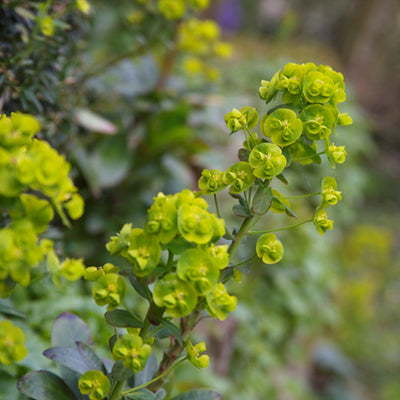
(174, 189, 208, 210)
(76, 0, 91, 14)
(78, 370, 110, 400)
(84, 263, 119, 281)
(146, 195, 178, 244)
(106, 223, 132, 255)
(178, 205, 219, 244)
(287, 140, 319, 165)
(124, 229, 161, 277)
(223, 162, 255, 194)
(249, 143, 287, 180)
(177, 248, 219, 295)
(92, 273, 126, 309)
(259, 70, 280, 104)
(317, 64, 346, 104)
(60, 258, 85, 281)
(186, 340, 209, 369)
(299, 104, 334, 141)
(0, 113, 40, 148)
(328, 143, 347, 164)
(153, 273, 197, 318)
(18, 194, 54, 233)
(276, 62, 306, 104)
(224, 107, 259, 133)
(303, 70, 335, 103)
(321, 177, 342, 207)
(206, 283, 237, 321)
(261, 108, 303, 147)
(198, 169, 226, 195)
(256, 233, 284, 264)
(64, 194, 84, 220)
(112, 334, 152, 372)
(0, 320, 27, 364)
(313, 208, 334, 235)
(158, 0, 185, 19)
(207, 244, 229, 270)
(39, 15, 55, 37)
(189, 0, 209, 10)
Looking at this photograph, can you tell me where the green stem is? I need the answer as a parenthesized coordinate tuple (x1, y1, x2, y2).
(228, 216, 254, 258)
(121, 358, 186, 396)
(231, 254, 257, 268)
(248, 218, 313, 235)
(213, 194, 222, 219)
(109, 380, 125, 400)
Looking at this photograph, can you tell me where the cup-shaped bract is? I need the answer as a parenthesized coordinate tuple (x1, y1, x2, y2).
(146, 194, 178, 244)
(177, 248, 219, 295)
(207, 244, 229, 269)
(205, 283, 237, 321)
(317, 65, 346, 104)
(328, 143, 347, 164)
(106, 223, 132, 255)
(276, 62, 306, 104)
(223, 161, 255, 194)
(158, 0, 185, 19)
(303, 70, 335, 104)
(124, 228, 161, 277)
(0, 320, 27, 364)
(249, 143, 287, 180)
(92, 273, 126, 309)
(256, 233, 284, 264)
(299, 104, 334, 141)
(259, 70, 280, 104)
(198, 169, 227, 195)
(186, 339, 209, 369)
(60, 257, 85, 281)
(261, 108, 303, 147)
(153, 273, 197, 318)
(178, 204, 216, 244)
(174, 189, 208, 210)
(313, 207, 334, 235)
(78, 370, 110, 400)
(112, 333, 152, 372)
(321, 176, 342, 207)
(0, 113, 40, 149)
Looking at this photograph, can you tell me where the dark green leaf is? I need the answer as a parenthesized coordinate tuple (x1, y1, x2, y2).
(161, 319, 183, 346)
(237, 148, 249, 162)
(17, 371, 76, 400)
(43, 347, 92, 374)
(170, 389, 222, 400)
(126, 388, 157, 400)
(0, 300, 25, 319)
(272, 197, 298, 219)
(251, 186, 273, 215)
(51, 312, 92, 347)
(134, 352, 158, 387)
(233, 204, 251, 218)
(127, 272, 153, 302)
(105, 309, 144, 328)
(76, 342, 104, 372)
(276, 174, 289, 185)
(111, 360, 134, 382)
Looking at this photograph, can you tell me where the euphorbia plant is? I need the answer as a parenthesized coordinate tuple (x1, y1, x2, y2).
(17, 62, 352, 400)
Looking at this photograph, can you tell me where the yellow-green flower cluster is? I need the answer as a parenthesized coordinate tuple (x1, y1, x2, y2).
(313, 176, 342, 235)
(186, 339, 209, 369)
(106, 189, 236, 321)
(158, 0, 209, 20)
(0, 113, 84, 296)
(258, 62, 351, 166)
(78, 370, 110, 400)
(179, 18, 232, 80)
(0, 320, 27, 364)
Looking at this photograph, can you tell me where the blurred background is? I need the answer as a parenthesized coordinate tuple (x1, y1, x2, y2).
(1, 0, 399, 399)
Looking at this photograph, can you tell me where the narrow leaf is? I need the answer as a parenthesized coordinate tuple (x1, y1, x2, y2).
(126, 388, 157, 400)
(76, 341, 104, 372)
(161, 319, 183, 347)
(127, 272, 153, 301)
(105, 309, 144, 328)
(17, 370, 76, 400)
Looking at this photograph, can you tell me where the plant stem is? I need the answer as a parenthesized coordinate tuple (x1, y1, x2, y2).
(213, 194, 222, 219)
(248, 218, 313, 235)
(109, 380, 125, 400)
(228, 216, 254, 258)
(121, 358, 186, 396)
(280, 192, 320, 199)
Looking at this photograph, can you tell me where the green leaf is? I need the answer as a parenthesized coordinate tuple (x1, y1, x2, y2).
(127, 272, 153, 302)
(17, 371, 76, 400)
(43, 346, 92, 374)
(126, 388, 157, 400)
(134, 352, 158, 387)
(161, 319, 183, 346)
(170, 389, 222, 400)
(272, 197, 298, 218)
(105, 309, 144, 328)
(76, 342, 105, 372)
(232, 204, 251, 218)
(111, 360, 134, 382)
(251, 186, 273, 215)
(51, 312, 92, 347)
(0, 299, 25, 319)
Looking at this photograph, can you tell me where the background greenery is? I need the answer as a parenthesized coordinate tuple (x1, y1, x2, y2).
(1, 0, 399, 399)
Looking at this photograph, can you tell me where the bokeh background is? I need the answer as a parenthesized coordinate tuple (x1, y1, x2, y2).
(1, 0, 399, 399)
